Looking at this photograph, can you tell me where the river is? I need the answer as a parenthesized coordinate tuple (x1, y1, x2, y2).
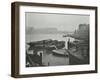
(26, 33, 75, 66)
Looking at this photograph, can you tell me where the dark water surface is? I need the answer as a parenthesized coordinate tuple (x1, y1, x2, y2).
(42, 50, 69, 66)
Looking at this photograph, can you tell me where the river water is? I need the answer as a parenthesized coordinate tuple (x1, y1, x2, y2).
(26, 33, 75, 66)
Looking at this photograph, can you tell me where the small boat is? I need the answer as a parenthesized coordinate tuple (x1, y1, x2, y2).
(52, 49, 69, 57)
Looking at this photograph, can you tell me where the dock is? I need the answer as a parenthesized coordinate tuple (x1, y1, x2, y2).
(67, 48, 89, 65)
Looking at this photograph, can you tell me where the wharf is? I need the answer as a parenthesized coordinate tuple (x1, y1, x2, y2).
(67, 48, 89, 65)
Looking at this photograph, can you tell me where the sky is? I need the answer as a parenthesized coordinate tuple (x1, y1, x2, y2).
(25, 12, 89, 32)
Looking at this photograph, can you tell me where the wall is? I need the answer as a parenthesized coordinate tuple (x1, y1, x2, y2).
(0, 0, 100, 80)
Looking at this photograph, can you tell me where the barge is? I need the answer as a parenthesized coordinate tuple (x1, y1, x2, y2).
(52, 49, 69, 57)
(27, 39, 65, 51)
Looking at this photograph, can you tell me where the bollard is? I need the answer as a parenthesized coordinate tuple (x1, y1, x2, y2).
(48, 62, 50, 66)
(40, 53, 42, 65)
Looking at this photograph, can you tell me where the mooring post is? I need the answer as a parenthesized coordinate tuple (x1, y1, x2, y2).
(67, 38, 70, 49)
(48, 62, 50, 66)
(40, 53, 42, 65)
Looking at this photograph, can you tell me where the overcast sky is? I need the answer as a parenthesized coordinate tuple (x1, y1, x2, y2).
(25, 12, 89, 32)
